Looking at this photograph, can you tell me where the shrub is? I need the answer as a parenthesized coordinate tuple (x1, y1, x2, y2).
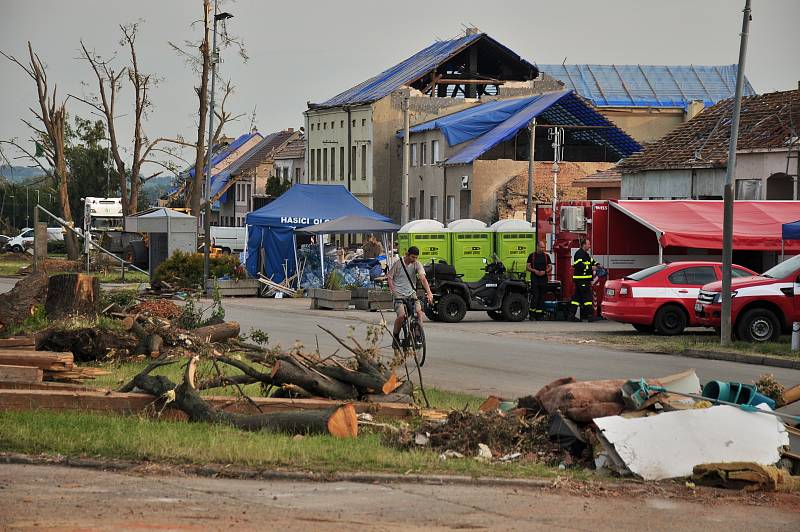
(152, 250, 242, 289)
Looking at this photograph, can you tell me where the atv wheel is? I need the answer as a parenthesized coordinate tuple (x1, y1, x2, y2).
(487, 310, 504, 321)
(501, 292, 528, 322)
(424, 306, 440, 321)
(437, 293, 467, 323)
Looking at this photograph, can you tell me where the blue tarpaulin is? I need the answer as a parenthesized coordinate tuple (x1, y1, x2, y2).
(536, 64, 754, 109)
(244, 185, 393, 282)
(414, 90, 642, 165)
(782, 220, 800, 240)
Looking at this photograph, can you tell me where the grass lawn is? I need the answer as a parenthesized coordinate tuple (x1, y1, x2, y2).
(597, 329, 800, 360)
(0, 255, 31, 276)
(0, 359, 575, 478)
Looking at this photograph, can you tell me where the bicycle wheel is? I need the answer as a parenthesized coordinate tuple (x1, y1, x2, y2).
(411, 319, 426, 367)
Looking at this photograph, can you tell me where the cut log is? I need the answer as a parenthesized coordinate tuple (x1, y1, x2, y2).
(193, 321, 240, 343)
(0, 365, 43, 383)
(271, 356, 358, 400)
(0, 337, 37, 349)
(133, 373, 357, 438)
(783, 384, 800, 407)
(45, 273, 99, 320)
(0, 272, 48, 332)
(364, 393, 414, 404)
(0, 351, 73, 371)
(316, 364, 390, 393)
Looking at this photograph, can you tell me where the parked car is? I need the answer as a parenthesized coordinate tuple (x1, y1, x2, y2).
(5, 227, 65, 253)
(602, 261, 757, 335)
(695, 254, 800, 342)
(210, 226, 247, 254)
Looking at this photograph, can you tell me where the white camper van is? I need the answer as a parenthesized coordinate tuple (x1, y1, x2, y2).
(210, 226, 247, 254)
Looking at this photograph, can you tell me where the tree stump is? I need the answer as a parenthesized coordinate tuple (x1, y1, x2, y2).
(44, 273, 99, 320)
(0, 272, 49, 332)
(192, 321, 240, 343)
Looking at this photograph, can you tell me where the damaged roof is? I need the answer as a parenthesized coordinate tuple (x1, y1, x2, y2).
(404, 90, 642, 165)
(315, 32, 537, 108)
(536, 64, 754, 109)
(274, 137, 306, 160)
(618, 89, 800, 173)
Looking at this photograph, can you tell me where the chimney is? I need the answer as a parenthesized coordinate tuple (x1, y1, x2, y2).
(465, 27, 479, 36)
(287, 128, 294, 133)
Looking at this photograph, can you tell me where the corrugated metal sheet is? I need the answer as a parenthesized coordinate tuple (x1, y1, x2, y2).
(318, 33, 482, 107)
(443, 91, 642, 165)
(537, 64, 754, 108)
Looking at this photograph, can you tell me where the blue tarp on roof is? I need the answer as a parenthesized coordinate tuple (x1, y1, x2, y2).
(188, 132, 257, 179)
(319, 33, 482, 107)
(412, 90, 641, 165)
(782, 220, 800, 240)
(536, 64, 754, 108)
(244, 185, 393, 281)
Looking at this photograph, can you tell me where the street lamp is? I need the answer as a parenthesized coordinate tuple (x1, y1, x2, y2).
(203, 3, 234, 292)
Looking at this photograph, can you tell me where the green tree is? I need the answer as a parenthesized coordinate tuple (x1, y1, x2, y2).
(65, 116, 115, 221)
(264, 173, 291, 198)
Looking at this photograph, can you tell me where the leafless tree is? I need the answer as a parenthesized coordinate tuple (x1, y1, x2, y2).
(169, 0, 247, 215)
(76, 23, 195, 215)
(0, 42, 81, 259)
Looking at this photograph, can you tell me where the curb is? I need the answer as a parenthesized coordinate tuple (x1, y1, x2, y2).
(0, 452, 574, 490)
(642, 347, 800, 370)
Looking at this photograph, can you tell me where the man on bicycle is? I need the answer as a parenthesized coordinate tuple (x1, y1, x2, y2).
(387, 246, 434, 348)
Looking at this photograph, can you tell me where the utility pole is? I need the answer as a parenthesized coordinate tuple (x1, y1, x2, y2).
(401, 95, 410, 225)
(525, 118, 537, 223)
(721, 0, 752, 347)
(203, 3, 234, 293)
(549, 127, 564, 278)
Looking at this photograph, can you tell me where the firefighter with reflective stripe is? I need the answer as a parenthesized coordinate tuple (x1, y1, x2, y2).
(570, 238, 598, 322)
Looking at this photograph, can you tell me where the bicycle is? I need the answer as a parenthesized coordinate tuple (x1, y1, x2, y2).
(395, 296, 427, 367)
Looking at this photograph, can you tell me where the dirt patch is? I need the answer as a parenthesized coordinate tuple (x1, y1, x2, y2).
(131, 299, 181, 320)
(18, 259, 82, 275)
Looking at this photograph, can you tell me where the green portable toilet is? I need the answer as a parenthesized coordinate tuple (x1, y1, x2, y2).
(397, 219, 450, 266)
(491, 219, 536, 276)
(448, 219, 494, 282)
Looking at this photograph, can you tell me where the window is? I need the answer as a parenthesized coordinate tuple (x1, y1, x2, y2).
(246, 183, 252, 210)
(361, 119, 366, 127)
(446, 195, 455, 221)
(668, 266, 716, 286)
(430, 195, 439, 220)
(340, 120, 344, 128)
(339, 147, 345, 180)
(419, 190, 425, 218)
(323, 122, 327, 130)
(283, 167, 289, 180)
(409, 197, 416, 220)
(330, 147, 336, 180)
(331, 121, 335, 129)
(310, 149, 316, 180)
(294, 167, 301, 183)
(361, 144, 367, 180)
(310, 123, 314, 131)
(411, 144, 418, 167)
(431, 140, 440, 164)
(350, 145, 356, 179)
(626, 264, 667, 281)
(352, 119, 356, 127)
(316, 149, 322, 180)
(733, 267, 754, 278)
(421, 142, 427, 166)
(322, 148, 328, 180)
(736, 179, 762, 200)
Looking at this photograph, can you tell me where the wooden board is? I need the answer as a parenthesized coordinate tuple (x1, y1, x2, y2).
(0, 351, 73, 371)
(0, 388, 417, 419)
(0, 365, 43, 383)
(0, 337, 37, 349)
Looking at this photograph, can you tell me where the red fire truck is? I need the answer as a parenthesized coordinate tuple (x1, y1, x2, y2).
(536, 200, 800, 315)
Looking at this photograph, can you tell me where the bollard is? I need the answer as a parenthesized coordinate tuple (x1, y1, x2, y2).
(792, 322, 800, 352)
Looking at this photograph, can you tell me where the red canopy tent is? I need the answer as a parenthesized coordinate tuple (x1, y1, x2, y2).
(611, 200, 800, 252)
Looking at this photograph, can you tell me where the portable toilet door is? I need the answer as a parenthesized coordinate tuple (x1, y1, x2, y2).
(397, 219, 450, 266)
(491, 219, 536, 276)
(448, 219, 494, 282)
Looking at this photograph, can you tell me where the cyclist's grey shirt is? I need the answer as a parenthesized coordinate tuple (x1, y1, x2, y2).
(389, 259, 425, 298)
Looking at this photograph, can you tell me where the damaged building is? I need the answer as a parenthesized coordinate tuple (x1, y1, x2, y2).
(304, 28, 561, 221)
(400, 89, 641, 222)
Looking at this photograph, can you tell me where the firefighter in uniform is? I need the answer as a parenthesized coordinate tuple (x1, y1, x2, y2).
(570, 238, 598, 322)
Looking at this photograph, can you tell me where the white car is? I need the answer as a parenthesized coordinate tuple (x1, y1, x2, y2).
(210, 226, 247, 254)
(5, 227, 64, 253)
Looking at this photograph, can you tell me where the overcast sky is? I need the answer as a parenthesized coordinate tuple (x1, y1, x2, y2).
(2, 0, 798, 174)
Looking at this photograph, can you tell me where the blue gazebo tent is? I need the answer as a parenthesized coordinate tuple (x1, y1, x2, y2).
(244, 185, 393, 282)
(781, 219, 800, 260)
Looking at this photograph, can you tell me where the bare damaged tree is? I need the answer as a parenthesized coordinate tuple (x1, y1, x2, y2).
(0, 42, 80, 259)
(77, 23, 194, 215)
(170, 0, 247, 215)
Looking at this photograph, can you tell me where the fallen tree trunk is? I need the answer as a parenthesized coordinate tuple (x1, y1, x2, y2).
(0, 272, 48, 332)
(133, 373, 357, 438)
(193, 321, 240, 343)
(45, 273, 99, 320)
(271, 356, 358, 400)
